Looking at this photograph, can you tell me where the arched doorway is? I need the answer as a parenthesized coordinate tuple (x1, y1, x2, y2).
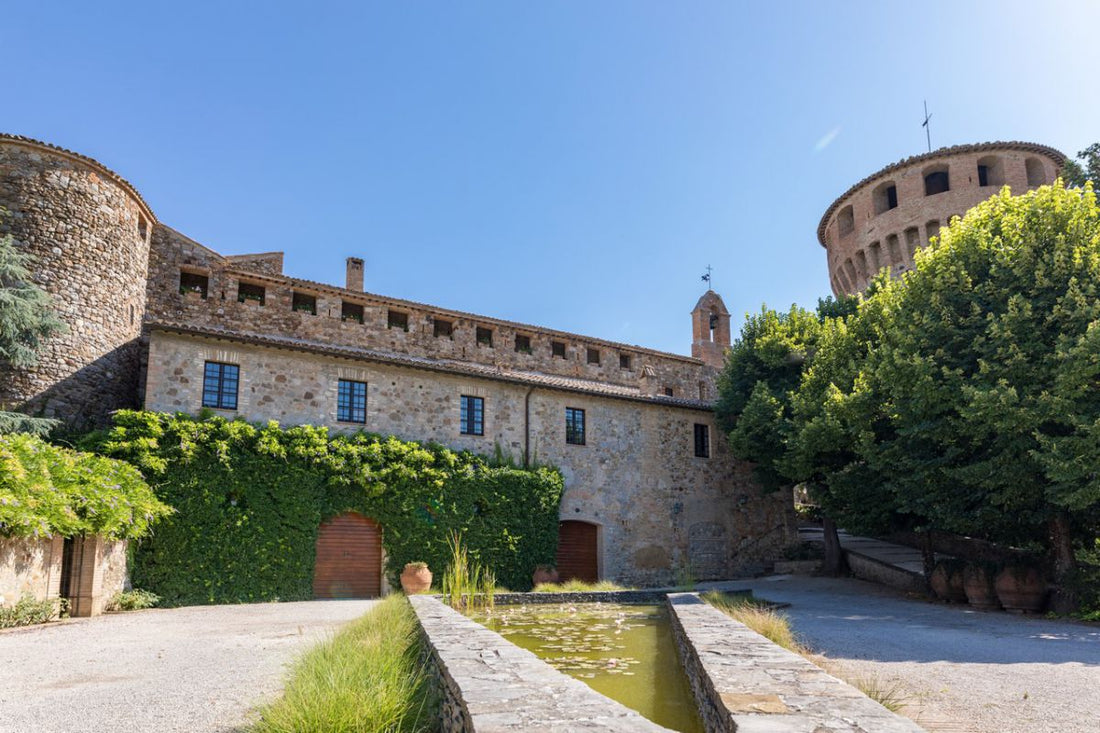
(313, 512, 382, 599)
(556, 520, 599, 583)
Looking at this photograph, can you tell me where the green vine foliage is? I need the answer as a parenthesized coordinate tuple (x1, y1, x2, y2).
(0, 432, 171, 539)
(83, 411, 564, 606)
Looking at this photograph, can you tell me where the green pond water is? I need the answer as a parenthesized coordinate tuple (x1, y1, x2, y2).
(473, 603, 704, 733)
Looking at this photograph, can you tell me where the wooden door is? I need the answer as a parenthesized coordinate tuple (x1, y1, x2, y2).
(556, 520, 599, 583)
(313, 512, 382, 599)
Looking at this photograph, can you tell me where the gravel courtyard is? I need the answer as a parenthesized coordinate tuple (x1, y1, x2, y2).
(717, 575, 1100, 733)
(0, 599, 376, 733)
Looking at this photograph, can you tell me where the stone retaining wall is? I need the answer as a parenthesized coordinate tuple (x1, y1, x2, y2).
(845, 550, 927, 594)
(408, 594, 672, 732)
(666, 593, 923, 732)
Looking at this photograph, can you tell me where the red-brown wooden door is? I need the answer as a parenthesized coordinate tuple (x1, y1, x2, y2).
(556, 520, 599, 583)
(313, 512, 382, 599)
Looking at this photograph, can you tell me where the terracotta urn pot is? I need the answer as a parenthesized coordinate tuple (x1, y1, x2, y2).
(532, 565, 559, 587)
(961, 563, 1001, 611)
(400, 563, 433, 594)
(994, 564, 1048, 613)
(929, 560, 967, 603)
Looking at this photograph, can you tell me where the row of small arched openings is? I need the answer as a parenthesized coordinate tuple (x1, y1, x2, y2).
(832, 218, 958, 294)
(836, 155, 1049, 238)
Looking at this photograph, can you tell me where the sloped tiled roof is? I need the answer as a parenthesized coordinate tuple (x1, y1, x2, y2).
(148, 322, 715, 411)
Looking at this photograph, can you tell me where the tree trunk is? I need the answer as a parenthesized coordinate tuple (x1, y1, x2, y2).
(919, 530, 936, 596)
(822, 516, 847, 576)
(1047, 512, 1078, 614)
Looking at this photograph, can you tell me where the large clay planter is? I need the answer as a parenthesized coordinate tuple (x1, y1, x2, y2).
(400, 564, 433, 594)
(962, 563, 1001, 611)
(994, 565, 1047, 613)
(929, 560, 967, 603)
(532, 565, 559, 586)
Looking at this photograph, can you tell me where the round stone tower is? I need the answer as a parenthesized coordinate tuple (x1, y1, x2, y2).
(818, 141, 1066, 296)
(0, 134, 155, 427)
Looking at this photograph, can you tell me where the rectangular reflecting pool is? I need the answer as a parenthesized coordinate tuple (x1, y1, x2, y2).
(473, 603, 703, 733)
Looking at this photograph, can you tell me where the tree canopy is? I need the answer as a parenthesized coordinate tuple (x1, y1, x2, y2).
(0, 213, 65, 435)
(717, 183, 1100, 605)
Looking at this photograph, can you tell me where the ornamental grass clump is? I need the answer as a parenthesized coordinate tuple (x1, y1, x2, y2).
(251, 595, 436, 733)
(702, 590, 805, 654)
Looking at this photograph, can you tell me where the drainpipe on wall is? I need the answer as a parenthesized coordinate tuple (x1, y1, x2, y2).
(524, 386, 535, 468)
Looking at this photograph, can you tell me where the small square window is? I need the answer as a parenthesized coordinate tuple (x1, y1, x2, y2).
(202, 361, 239, 410)
(460, 395, 484, 436)
(179, 271, 208, 299)
(619, 354, 632, 370)
(137, 217, 148, 239)
(552, 341, 566, 359)
(694, 423, 710, 458)
(587, 348, 600, 365)
(292, 291, 317, 315)
(664, 387, 674, 397)
(476, 327, 493, 347)
(388, 310, 409, 331)
(342, 301, 364, 323)
(434, 319, 453, 338)
(337, 379, 367, 424)
(515, 334, 532, 353)
(566, 407, 586, 445)
(237, 282, 265, 305)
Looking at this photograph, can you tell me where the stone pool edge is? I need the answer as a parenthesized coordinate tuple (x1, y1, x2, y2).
(407, 594, 674, 732)
(666, 592, 925, 732)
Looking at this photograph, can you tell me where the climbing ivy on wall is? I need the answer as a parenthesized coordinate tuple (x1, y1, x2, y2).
(82, 411, 563, 605)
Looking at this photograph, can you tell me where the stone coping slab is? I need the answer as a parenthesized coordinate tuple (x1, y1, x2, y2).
(666, 593, 924, 733)
(408, 594, 673, 732)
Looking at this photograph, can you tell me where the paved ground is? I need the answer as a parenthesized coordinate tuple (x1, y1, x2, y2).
(0, 599, 377, 733)
(703, 575, 1100, 733)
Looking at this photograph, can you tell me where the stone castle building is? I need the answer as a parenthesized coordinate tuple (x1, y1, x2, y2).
(0, 134, 794, 591)
(818, 141, 1066, 295)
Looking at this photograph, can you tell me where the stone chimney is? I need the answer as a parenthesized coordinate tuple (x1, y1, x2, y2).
(346, 257, 364, 292)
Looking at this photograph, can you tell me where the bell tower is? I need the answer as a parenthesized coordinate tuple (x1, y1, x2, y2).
(691, 290, 731, 369)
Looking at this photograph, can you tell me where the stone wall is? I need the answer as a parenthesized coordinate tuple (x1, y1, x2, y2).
(145, 330, 796, 586)
(0, 536, 63, 607)
(408, 595, 672, 732)
(144, 225, 717, 400)
(819, 142, 1065, 296)
(666, 593, 923, 732)
(0, 136, 153, 427)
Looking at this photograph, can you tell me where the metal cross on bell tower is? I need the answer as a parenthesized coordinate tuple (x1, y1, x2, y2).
(701, 264, 713, 291)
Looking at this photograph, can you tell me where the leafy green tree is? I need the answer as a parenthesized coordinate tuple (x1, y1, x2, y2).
(856, 183, 1100, 609)
(0, 213, 65, 435)
(1060, 143, 1100, 188)
(715, 305, 823, 490)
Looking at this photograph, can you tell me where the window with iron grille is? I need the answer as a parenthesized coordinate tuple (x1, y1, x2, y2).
(619, 354, 631, 370)
(342, 301, 364, 323)
(476, 327, 493, 347)
(202, 362, 239, 410)
(388, 310, 409, 331)
(337, 379, 367, 424)
(565, 407, 586, 445)
(515, 334, 532, 353)
(292, 291, 317, 315)
(587, 348, 600, 365)
(694, 423, 710, 458)
(237, 281, 265, 305)
(552, 341, 566, 359)
(434, 319, 453, 338)
(460, 395, 484, 436)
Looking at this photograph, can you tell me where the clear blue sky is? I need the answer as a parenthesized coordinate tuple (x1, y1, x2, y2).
(7, 2, 1099, 355)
